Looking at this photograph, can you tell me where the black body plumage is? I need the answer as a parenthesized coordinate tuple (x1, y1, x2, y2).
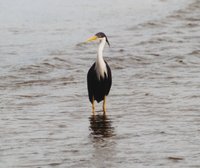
(87, 61, 112, 103)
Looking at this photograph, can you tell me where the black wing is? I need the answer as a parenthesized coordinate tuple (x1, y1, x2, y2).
(87, 63, 96, 103)
(105, 61, 112, 95)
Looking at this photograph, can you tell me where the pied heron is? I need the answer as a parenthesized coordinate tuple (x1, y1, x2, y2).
(86, 32, 112, 114)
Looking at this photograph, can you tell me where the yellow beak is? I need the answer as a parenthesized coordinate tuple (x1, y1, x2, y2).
(86, 35, 98, 42)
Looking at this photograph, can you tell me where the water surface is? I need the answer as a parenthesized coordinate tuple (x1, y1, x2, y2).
(0, 0, 200, 167)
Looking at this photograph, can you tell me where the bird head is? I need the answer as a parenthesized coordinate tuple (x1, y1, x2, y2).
(87, 32, 110, 47)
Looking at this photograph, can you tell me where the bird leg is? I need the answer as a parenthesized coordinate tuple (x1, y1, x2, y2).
(103, 96, 106, 113)
(92, 96, 95, 114)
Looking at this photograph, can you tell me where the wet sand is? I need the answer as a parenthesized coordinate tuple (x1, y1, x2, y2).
(0, 0, 200, 167)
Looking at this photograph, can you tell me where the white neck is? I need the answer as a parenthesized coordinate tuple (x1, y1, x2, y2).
(95, 37, 107, 80)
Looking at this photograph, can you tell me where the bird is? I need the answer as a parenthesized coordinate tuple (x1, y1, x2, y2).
(86, 32, 112, 114)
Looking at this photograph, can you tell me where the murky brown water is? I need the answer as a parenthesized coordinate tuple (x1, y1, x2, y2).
(0, 0, 200, 167)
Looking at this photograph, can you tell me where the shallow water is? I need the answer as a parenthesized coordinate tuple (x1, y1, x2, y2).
(0, 0, 200, 167)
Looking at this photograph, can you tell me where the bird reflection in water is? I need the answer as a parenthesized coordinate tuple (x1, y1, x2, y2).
(89, 114, 116, 166)
(89, 114, 115, 139)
